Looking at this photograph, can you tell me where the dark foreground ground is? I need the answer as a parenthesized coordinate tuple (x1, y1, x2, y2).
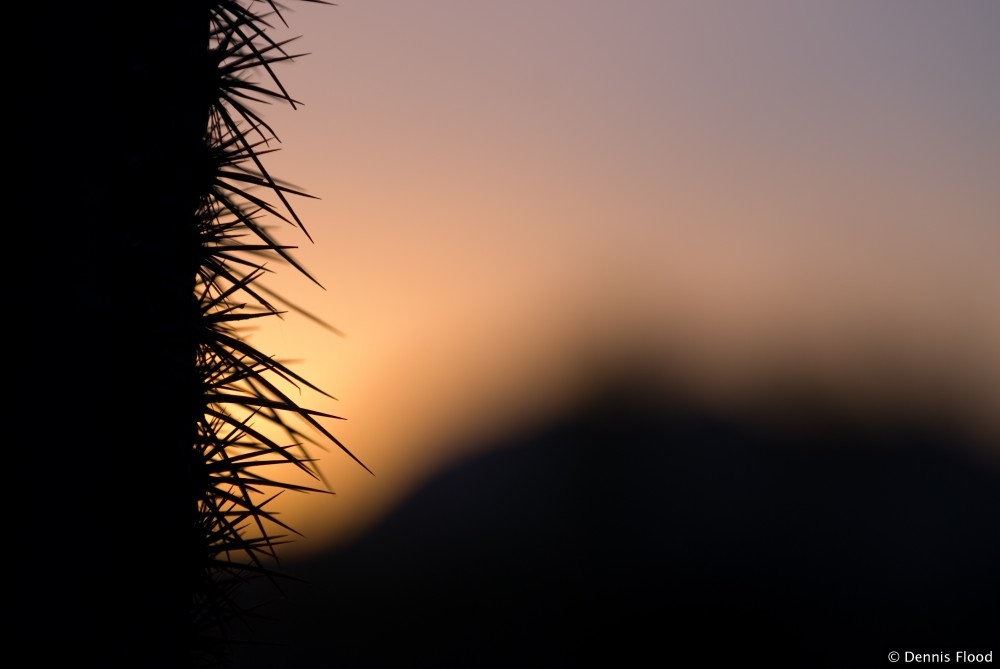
(229, 381, 1000, 668)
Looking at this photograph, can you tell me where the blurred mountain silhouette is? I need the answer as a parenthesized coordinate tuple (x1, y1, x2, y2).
(230, 369, 999, 668)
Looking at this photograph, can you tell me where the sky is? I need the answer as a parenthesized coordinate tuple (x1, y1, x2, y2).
(237, 0, 1000, 558)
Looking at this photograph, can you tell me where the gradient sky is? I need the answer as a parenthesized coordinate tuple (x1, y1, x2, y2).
(237, 1, 1000, 557)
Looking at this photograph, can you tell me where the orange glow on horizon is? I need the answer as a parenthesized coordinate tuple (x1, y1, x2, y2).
(233, 1, 1000, 559)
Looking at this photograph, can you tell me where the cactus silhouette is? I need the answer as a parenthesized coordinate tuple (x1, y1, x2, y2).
(14, 2, 356, 667)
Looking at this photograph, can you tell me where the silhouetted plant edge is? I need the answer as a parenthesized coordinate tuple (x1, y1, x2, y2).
(194, 1, 362, 665)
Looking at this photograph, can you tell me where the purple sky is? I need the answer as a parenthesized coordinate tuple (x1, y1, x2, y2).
(240, 1, 1000, 555)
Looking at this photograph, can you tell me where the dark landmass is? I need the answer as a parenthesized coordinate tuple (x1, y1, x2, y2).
(230, 376, 1000, 668)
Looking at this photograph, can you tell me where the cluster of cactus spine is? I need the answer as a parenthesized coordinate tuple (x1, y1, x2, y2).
(191, 1, 362, 663)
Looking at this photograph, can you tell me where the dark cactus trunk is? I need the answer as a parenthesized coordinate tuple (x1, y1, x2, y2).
(17, 3, 351, 666)
(19, 5, 211, 667)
